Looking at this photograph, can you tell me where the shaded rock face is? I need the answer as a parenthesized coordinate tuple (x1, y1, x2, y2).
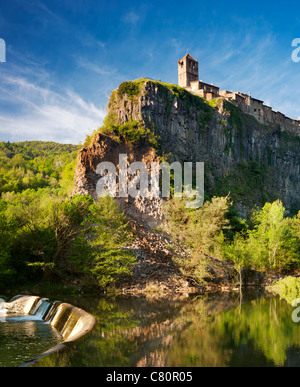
(74, 80, 300, 214)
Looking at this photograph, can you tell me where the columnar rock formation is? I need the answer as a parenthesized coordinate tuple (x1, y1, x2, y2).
(73, 79, 300, 215)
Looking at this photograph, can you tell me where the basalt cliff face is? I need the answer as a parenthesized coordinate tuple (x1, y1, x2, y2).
(73, 79, 300, 215)
(72, 79, 299, 293)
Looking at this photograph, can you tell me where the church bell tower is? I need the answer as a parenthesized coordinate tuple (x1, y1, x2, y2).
(178, 53, 199, 88)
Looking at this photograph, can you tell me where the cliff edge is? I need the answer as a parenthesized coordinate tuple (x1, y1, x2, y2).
(72, 79, 300, 294)
(74, 78, 300, 214)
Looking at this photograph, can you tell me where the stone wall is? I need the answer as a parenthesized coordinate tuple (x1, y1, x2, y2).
(218, 90, 300, 136)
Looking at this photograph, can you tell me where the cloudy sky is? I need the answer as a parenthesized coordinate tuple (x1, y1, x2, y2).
(0, 0, 300, 144)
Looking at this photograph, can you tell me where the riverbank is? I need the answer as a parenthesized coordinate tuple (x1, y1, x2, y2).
(2, 214, 297, 300)
(117, 217, 292, 298)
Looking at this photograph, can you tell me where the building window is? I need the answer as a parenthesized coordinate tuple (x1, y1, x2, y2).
(181, 62, 184, 68)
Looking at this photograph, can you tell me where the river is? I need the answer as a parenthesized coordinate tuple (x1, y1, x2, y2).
(21, 290, 300, 367)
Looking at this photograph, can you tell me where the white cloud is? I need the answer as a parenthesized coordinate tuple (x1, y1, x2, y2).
(193, 29, 300, 120)
(0, 75, 106, 144)
(76, 57, 116, 76)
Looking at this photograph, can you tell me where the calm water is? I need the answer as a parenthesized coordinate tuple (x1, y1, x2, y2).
(27, 291, 300, 367)
(0, 314, 63, 367)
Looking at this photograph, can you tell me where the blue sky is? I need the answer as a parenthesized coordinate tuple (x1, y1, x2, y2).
(0, 0, 300, 144)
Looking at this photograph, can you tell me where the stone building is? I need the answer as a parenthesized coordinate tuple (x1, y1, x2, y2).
(178, 53, 219, 99)
(177, 53, 198, 88)
(178, 53, 300, 135)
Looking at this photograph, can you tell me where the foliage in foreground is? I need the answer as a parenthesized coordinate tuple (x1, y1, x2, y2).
(161, 196, 300, 285)
(0, 141, 136, 292)
(267, 276, 300, 304)
(223, 200, 300, 273)
(160, 195, 231, 284)
(0, 191, 136, 291)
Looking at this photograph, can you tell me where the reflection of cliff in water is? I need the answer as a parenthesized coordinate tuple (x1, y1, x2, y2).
(131, 293, 239, 367)
(33, 292, 300, 367)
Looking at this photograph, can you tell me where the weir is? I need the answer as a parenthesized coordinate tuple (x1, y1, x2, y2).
(0, 298, 7, 322)
(0, 295, 96, 366)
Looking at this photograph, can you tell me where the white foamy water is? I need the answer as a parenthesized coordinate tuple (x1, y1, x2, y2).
(0, 298, 7, 322)
(0, 297, 51, 323)
(6, 298, 51, 323)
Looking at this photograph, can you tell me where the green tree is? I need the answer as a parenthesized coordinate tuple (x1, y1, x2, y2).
(223, 200, 300, 274)
(61, 195, 137, 288)
(250, 200, 296, 271)
(161, 195, 231, 284)
(0, 200, 16, 285)
(222, 232, 251, 290)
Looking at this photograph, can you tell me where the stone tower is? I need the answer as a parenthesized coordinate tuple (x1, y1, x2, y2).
(178, 53, 198, 88)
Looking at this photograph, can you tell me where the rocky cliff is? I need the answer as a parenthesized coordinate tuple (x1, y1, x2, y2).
(72, 78, 300, 293)
(74, 78, 300, 215)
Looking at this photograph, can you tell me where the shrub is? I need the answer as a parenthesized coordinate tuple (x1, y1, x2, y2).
(117, 81, 142, 99)
(268, 276, 300, 304)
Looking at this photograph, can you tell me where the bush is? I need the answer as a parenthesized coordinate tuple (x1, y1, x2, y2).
(268, 276, 300, 304)
(117, 81, 142, 99)
(84, 113, 159, 149)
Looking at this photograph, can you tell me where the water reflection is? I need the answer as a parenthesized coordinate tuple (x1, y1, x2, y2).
(33, 292, 300, 367)
(0, 316, 63, 367)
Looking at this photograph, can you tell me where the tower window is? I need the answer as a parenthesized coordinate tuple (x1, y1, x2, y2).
(181, 62, 184, 68)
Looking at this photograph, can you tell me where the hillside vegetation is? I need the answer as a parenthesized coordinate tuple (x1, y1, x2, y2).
(0, 141, 136, 293)
(0, 141, 79, 194)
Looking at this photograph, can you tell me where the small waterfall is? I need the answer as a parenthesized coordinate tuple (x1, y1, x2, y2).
(0, 298, 7, 322)
(26, 298, 51, 321)
(44, 301, 60, 323)
(3, 295, 96, 344)
(34, 300, 51, 320)
(29, 298, 44, 315)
